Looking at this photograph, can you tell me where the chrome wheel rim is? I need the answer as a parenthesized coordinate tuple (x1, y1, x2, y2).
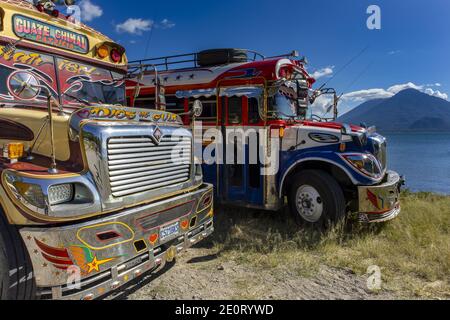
(295, 185, 324, 223)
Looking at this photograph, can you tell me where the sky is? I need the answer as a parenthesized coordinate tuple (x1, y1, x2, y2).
(69, 0, 450, 114)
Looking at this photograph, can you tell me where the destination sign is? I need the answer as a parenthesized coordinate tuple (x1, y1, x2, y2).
(12, 14, 89, 54)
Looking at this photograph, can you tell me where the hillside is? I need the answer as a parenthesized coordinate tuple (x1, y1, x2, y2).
(339, 89, 450, 131)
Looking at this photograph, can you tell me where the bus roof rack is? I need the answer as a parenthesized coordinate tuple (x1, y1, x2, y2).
(128, 49, 303, 72)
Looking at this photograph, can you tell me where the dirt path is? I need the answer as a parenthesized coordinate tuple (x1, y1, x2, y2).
(109, 247, 399, 300)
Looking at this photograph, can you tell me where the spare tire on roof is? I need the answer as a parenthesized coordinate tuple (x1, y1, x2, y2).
(197, 49, 248, 67)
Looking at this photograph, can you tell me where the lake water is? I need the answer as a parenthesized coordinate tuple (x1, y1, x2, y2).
(383, 132, 450, 195)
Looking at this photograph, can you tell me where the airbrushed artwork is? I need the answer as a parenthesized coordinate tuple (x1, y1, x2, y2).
(0, 0, 448, 309)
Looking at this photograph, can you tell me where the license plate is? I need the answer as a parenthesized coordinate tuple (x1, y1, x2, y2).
(160, 222, 180, 241)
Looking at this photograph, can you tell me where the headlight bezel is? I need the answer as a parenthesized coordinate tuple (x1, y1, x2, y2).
(2, 170, 101, 220)
(341, 153, 385, 180)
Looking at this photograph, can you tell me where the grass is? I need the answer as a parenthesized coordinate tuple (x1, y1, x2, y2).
(208, 192, 450, 299)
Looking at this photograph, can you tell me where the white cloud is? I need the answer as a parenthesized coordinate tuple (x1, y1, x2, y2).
(116, 18, 154, 35)
(311, 66, 334, 80)
(425, 83, 441, 88)
(159, 19, 176, 29)
(342, 88, 394, 102)
(79, 0, 103, 22)
(424, 88, 448, 100)
(386, 82, 448, 100)
(387, 82, 423, 95)
(311, 95, 335, 114)
(388, 50, 401, 55)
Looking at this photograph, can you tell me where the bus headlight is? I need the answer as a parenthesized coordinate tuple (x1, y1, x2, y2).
(11, 181, 46, 209)
(341, 153, 383, 179)
(2, 171, 101, 219)
(48, 184, 74, 206)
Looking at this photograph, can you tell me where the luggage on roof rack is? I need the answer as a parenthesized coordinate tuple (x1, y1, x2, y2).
(197, 49, 249, 67)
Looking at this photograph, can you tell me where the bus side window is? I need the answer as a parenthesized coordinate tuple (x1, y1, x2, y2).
(228, 96, 242, 125)
(189, 97, 217, 122)
(134, 95, 185, 113)
(134, 95, 155, 109)
(248, 97, 260, 124)
(165, 96, 185, 114)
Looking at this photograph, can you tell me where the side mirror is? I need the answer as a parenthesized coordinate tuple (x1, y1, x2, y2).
(309, 90, 321, 105)
(9, 71, 40, 100)
(192, 100, 203, 118)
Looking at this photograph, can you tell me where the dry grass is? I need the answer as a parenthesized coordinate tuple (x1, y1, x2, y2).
(208, 192, 450, 299)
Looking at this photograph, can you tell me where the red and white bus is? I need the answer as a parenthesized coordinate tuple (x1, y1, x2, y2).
(127, 49, 403, 228)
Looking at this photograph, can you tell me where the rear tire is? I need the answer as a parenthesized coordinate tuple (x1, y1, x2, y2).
(288, 170, 346, 230)
(0, 209, 36, 300)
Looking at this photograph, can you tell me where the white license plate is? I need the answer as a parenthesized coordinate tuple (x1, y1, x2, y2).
(160, 222, 180, 241)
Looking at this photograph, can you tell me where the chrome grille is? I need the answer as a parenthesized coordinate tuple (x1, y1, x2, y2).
(107, 136, 192, 197)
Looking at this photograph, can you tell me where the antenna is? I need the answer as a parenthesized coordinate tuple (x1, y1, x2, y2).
(317, 46, 369, 89)
(143, 7, 159, 58)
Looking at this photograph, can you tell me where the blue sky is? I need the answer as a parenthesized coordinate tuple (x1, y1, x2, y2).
(74, 0, 449, 114)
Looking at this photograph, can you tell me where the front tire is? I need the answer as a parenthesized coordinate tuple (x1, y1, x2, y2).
(0, 209, 36, 300)
(288, 170, 346, 229)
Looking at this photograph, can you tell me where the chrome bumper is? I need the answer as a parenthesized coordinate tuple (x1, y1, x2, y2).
(357, 171, 404, 223)
(19, 184, 214, 300)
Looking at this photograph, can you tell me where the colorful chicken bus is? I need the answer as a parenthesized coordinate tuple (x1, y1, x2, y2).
(127, 49, 404, 228)
(0, 0, 214, 300)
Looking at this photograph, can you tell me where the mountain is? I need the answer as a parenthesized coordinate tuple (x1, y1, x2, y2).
(338, 89, 450, 132)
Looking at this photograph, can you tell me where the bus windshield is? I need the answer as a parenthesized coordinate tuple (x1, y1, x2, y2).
(0, 46, 126, 108)
(267, 84, 308, 120)
(57, 58, 126, 106)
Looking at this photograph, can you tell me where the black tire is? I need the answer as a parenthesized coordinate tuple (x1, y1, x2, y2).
(288, 170, 346, 230)
(197, 49, 248, 67)
(0, 209, 36, 300)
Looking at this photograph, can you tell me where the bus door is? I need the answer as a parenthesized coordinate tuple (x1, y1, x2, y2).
(218, 87, 264, 207)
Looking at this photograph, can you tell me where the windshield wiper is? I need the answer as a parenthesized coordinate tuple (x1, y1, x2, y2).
(63, 93, 92, 106)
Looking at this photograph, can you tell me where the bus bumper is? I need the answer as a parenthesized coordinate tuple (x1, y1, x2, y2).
(19, 184, 214, 300)
(357, 171, 404, 223)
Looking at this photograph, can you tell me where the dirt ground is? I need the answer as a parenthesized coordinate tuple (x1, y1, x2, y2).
(105, 195, 450, 301)
(109, 246, 399, 301)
